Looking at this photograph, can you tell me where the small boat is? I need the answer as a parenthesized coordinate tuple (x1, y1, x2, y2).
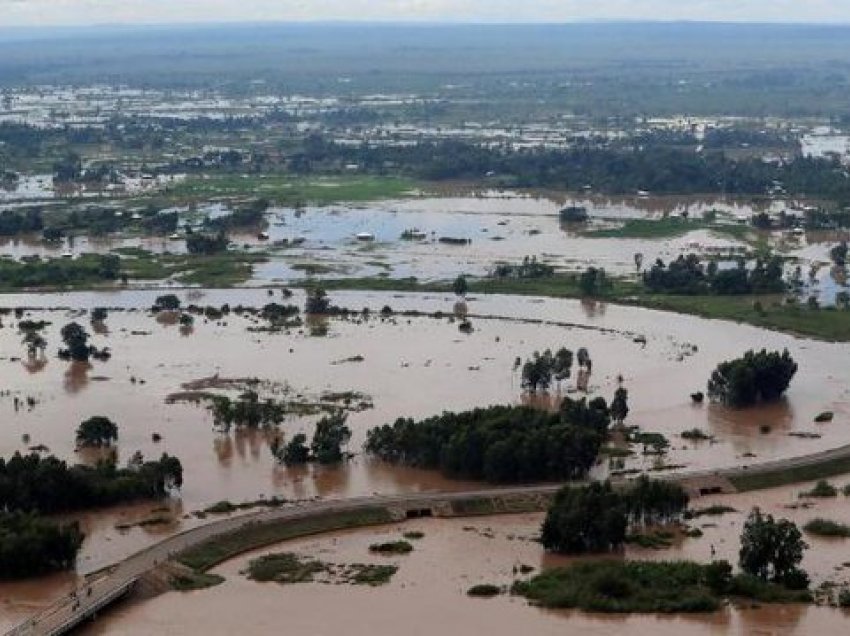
(61, 251, 74, 259)
(356, 232, 375, 241)
(257, 231, 270, 240)
(169, 233, 181, 240)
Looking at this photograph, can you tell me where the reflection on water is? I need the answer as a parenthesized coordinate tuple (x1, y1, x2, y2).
(63, 360, 92, 394)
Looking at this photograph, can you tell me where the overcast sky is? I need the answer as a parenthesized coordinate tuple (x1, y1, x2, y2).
(3, 0, 850, 27)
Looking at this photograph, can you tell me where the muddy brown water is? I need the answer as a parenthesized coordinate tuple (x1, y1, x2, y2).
(77, 476, 850, 635)
(0, 288, 848, 629)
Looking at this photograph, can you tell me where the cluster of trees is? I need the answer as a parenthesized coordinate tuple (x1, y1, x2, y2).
(289, 136, 850, 203)
(578, 267, 610, 296)
(492, 256, 554, 279)
(208, 391, 287, 431)
(272, 412, 352, 465)
(305, 287, 337, 314)
(708, 349, 798, 407)
(519, 347, 576, 393)
(364, 397, 612, 483)
(0, 254, 121, 289)
(0, 452, 183, 514)
(644, 255, 785, 295)
(205, 198, 269, 231)
(540, 477, 690, 553)
(186, 230, 229, 255)
(0, 208, 43, 236)
(0, 512, 84, 579)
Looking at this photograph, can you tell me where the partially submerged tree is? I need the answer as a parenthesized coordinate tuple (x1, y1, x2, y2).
(707, 349, 798, 407)
(59, 322, 91, 362)
(311, 412, 352, 464)
(739, 508, 808, 589)
(75, 416, 118, 447)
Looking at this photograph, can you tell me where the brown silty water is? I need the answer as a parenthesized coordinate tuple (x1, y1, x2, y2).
(0, 288, 847, 629)
(78, 474, 850, 636)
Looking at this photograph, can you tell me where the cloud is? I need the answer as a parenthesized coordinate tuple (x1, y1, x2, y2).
(1, 0, 849, 27)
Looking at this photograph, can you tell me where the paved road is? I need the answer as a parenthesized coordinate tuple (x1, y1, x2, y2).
(9, 441, 850, 636)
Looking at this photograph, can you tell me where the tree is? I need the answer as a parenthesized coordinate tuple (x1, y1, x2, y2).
(830, 241, 848, 267)
(60, 322, 91, 362)
(311, 412, 351, 464)
(153, 294, 181, 312)
(91, 307, 108, 322)
(76, 416, 118, 447)
(541, 482, 628, 553)
(739, 508, 808, 587)
(453, 275, 468, 297)
(0, 512, 84, 578)
(280, 433, 310, 465)
(610, 387, 629, 425)
(707, 349, 798, 407)
(578, 267, 609, 296)
(304, 287, 331, 314)
(634, 252, 644, 272)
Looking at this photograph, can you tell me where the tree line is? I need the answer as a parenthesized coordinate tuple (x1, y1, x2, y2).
(644, 254, 785, 295)
(364, 397, 612, 483)
(541, 477, 690, 553)
(0, 452, 183, 515)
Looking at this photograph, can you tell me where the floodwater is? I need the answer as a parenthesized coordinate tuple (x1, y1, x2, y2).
(78, 475, 850, 636)
(0, 288, 848, 629)
(0, 190, 802, 282)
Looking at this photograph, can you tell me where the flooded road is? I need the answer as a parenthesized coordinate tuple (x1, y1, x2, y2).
(77, 474, 850, 636)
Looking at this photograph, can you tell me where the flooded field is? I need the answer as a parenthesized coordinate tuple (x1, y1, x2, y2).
(77, 475, 850, 636)
(4, 190, 839, 286)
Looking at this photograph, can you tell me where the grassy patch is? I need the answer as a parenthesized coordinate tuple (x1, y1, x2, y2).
(177, 507, 393, 572)
(169, 571, 226, 591)
(368, 540, 414, 555)
(513, 560, 810, 613)
(803, 518, 850, 538)
(685, 505, 737, 519)
(799, 480, 839, 498)
(624, 530, 675, 549)
(166, 174, 420, 205)
(729, 457, 850, 492)
(245, 552, 398, 586)
(467, 583, 502, 597)
(403, 531, 425, 540)
(247, 553, 327, 583)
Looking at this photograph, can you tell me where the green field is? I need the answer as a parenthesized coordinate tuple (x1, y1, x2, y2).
(164, 175, 421, 205)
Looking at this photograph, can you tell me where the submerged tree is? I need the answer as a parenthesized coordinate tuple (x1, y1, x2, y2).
(609, 387, 629, 425)
(59, 322, 91, 362)
(739, 508, 808, 589)
(75, 416, 118, 447)
(311, 412, 352, 464)
(304, 287, 331, 314)
(707, 349, 798, 407)
(453, 275, 468, 297)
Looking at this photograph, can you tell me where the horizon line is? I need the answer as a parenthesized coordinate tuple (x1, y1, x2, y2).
(4, 18, 850, 31)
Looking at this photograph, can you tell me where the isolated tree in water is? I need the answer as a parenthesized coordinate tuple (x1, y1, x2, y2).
(610, 387, 629, 425)
(76, 416, 118, 447)
(60, 322, 91, 362)
(453, 275, 468, 297)
(739, 507, 808, 588)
